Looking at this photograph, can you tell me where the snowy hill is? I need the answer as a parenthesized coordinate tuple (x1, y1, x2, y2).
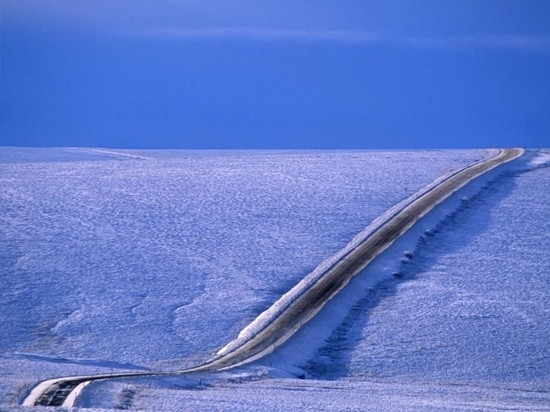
(1, 147, 549, 411)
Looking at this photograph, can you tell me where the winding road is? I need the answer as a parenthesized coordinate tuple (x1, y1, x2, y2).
(22, 148, 524, 408)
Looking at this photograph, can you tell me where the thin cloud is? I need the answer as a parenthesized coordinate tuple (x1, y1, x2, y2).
(404, 35, 550, 52)
(145, 27, 384, 43)
(144, 27, 550, 52)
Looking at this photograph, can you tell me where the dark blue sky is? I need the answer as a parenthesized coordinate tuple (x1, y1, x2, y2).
(1, 1, 549, 149)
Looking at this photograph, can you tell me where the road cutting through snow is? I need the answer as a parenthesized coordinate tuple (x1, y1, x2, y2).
(22, 148, 524, 408)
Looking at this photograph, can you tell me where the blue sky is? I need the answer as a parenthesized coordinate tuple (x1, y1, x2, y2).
(1, 0, 549, 149)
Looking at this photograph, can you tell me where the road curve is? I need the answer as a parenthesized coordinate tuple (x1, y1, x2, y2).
(22, 148, 524, 408)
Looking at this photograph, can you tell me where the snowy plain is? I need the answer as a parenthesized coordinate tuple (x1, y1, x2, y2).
(1, 147, 549, 411)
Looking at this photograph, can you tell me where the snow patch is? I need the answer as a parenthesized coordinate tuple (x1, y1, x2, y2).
(528, 149, 550, 166)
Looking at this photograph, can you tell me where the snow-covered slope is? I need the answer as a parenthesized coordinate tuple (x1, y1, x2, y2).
(2, 147, 548, 411)
(88, 152, 549, 412)
(0, 148, 484, 365)
(309, 153, 550, 387)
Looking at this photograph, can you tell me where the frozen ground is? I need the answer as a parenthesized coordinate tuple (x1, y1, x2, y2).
(306, 156, 550, 389)
(1, 147, 549, 411)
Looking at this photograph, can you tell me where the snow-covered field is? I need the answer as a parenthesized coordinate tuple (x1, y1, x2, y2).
(1, 147, 549, 411)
